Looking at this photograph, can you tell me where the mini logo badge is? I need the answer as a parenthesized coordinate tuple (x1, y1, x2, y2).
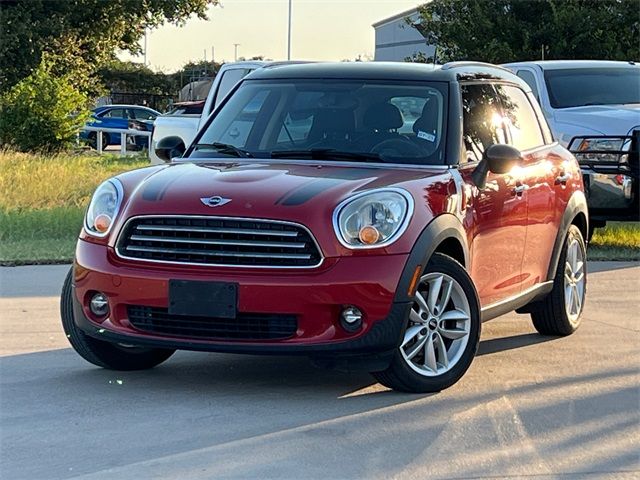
(200, 196, 231, 207)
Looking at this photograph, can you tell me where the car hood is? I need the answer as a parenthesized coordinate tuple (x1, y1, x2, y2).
(114, 160, 451, 255)
(555, 104, 640, 136)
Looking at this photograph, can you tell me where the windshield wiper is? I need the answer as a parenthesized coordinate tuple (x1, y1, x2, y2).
(193, 142, 253, 158)
(270, 148, 383, 162)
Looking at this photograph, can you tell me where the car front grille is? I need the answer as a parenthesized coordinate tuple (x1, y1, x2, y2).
(116, 216, 322, 268)
(127, 305, 298, 340)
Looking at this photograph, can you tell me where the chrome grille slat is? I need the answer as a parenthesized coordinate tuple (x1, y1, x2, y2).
(116, 216, 323, 268)
(125, 245, 312, 260)
(128, 235, 307, 249)
(135, 224, 299, 237)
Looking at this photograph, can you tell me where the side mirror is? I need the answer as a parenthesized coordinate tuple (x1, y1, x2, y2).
(472, 144, 522, 189)
(155, 136, 185, 163)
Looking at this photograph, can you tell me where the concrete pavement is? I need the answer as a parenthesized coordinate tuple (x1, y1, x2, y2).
(0, 263, 638, 479)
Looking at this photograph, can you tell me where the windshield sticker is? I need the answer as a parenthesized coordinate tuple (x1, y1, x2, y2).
(417, 131, 436, 142)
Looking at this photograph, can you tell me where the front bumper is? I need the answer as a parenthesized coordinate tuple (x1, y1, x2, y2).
(72, 239, 411, 369)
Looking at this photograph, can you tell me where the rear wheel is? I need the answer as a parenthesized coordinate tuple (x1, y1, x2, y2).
(60, 268, 175, 370)
(372, 253, 481, 393)
(530, 225, 586, 336)
(88, 132, 110, 150)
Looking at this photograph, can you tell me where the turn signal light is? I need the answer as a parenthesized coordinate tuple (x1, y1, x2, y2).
(93, 214, 112, 233)
(358, 225, 380, 245)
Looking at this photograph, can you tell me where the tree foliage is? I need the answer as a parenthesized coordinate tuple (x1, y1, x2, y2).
(411, 0, 640, 64)
(0, 0, 219, 95)
(0, 59, 90, 152)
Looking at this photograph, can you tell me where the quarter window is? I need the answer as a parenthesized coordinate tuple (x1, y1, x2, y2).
(461, 84, 509, 163)
(495, 84, 545, 151)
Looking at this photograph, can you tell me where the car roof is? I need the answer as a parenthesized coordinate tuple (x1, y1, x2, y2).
(94, 104, 159, 112)
(503, 60, 638, 70)
(246, 61, 530, 90)
(246, 61, 532, 95)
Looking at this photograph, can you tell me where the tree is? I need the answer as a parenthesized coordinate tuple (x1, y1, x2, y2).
(0, 59, 89, 152)
(409, 0, 639, 64)
(0, 0, 219, 96)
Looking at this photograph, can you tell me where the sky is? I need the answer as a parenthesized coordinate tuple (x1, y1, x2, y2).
(118, 0, 421, 72)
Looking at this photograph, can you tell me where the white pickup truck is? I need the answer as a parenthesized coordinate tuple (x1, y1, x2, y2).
(504, 60, 640, 230)
(150, 61, 268, 164)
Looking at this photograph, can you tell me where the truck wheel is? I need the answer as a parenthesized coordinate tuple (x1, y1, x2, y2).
(530, 225, 586, 336)
(60, 268, 175, 370)
(372, 253, 481, 393)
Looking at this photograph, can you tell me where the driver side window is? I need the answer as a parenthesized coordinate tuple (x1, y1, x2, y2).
(461, 84, 509, 163)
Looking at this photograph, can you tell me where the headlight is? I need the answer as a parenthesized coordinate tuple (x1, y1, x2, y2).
(569, 137, 631, 163)
(84, 179, 123, 237)
(333, 188, 413, 248)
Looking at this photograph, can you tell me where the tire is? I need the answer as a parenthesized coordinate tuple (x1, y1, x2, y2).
(60, 268, 175, 370)
(530, 225, 586, 336)
(372, 253, 481, 393)
(87, 132, 109, 150)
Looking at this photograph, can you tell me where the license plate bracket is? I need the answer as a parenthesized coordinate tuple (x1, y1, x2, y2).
(168, 280, 237, 318)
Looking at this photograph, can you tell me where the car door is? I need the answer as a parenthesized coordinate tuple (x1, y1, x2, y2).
(457, 83, 528, 307)
(99, 108, 127, 143)
(494, 83, 559, 291)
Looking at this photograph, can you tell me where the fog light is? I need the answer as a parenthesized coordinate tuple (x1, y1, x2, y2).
(340, 306, 363, 332)
(90, 292, 109, 317)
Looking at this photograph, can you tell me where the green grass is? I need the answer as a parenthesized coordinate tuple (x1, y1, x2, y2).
(0, 150, 148, 265)
(588, 222, 640, 261)
(0, 150, 638, 264)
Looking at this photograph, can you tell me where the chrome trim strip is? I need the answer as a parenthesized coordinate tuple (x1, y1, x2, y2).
(129, 235, 306, 249)
(480, 281, 553, 313)
(115, 215, 324, 269)
(135, 224, 300, 237)
(125, 245, 312, 260)
(331, 187, 415, 250)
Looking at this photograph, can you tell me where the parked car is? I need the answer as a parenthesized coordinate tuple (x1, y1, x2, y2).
(61, 62, 588, 393)
(80, 104, 160, 150)
(503, 60, 639, 232)
(165, 100, 206, 115)
(150, 61, 268, 165)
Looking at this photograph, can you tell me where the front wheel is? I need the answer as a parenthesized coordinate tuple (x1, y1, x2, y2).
(530, 225, 586, 336)
(372, 253, 481, 393)
(60, 268, 175, 370)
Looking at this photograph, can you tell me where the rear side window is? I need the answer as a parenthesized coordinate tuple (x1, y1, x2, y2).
(495, 84, 545, 151)
(461, 84, 509, 163)
(132, 109, 156, 120)
(516, 70, 540, 100)
(101, 108, 126, 118)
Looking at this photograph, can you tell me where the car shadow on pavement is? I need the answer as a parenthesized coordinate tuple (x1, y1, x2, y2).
(2, 347, 638, 479)
(477, 332, 558, 356)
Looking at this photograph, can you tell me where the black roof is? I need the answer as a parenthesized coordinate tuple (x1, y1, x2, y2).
(247, 61, 530, 91)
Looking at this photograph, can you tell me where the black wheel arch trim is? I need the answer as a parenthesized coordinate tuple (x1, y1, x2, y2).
(393, 213, 470, 304)
(547, 191, 589, 281)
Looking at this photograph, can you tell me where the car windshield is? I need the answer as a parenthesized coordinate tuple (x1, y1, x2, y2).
(544, 68, 640, 108)
(191, 79, 448, 165)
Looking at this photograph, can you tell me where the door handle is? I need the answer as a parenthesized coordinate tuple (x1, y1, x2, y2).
(556, 172, 571, 185)
(512, 184, 527, 196)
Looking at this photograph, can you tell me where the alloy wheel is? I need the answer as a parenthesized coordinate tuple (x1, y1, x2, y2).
(564, 238, 586, 324)
(400, 272, 471, 377)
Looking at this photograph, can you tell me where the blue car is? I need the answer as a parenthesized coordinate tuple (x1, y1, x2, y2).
(80, 105, 160, 149)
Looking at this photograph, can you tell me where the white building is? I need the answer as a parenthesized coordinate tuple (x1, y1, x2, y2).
(373, 7, 434, 62)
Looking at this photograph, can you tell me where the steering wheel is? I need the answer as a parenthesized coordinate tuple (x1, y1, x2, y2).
(370, 137, 423, 157)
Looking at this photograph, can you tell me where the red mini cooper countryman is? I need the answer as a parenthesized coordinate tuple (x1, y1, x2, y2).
(61, 62, 588, 392)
